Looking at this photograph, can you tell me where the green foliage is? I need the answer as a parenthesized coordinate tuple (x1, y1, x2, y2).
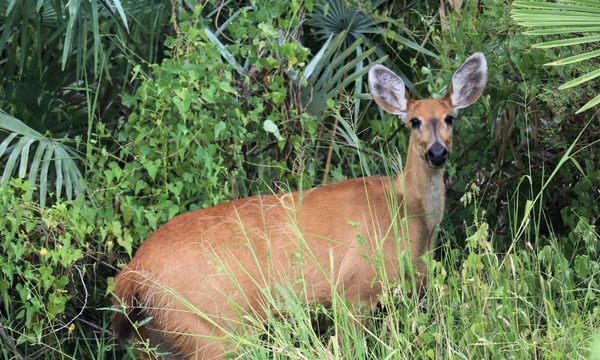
(512, 0, 600, 113)
(117, 2, 323, 215)
(421, 0, 600, 256)
(0, 0, 174, 210)
(0, 180, 83, 344)
(0, 0, 598, 359)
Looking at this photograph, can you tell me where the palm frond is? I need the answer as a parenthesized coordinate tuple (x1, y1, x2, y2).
(301, 32, 384, 116)
(512, 0, 600, 113)
(0, 110, 85, 207)
(307, 0, 380, 45)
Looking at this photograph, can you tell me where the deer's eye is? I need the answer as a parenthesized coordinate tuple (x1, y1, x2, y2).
(444, 115, 454, 125)
(410, 118, 421, 128)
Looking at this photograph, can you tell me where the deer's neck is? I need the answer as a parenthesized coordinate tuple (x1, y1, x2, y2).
(398, 141, 446, 239)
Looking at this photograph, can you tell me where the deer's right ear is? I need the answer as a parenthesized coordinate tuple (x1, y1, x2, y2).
(368, 64, 409, 118)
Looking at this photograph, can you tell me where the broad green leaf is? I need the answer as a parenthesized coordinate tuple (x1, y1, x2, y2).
(263, 120, 284, 141)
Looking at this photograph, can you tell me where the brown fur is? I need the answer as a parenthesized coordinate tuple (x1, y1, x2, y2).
(113, 58, 486, 359)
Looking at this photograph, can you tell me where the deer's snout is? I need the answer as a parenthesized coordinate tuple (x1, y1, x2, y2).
(426, 142, 449, 167)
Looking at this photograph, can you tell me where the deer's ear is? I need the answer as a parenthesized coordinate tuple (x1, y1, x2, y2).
(447, 52, 488, 109)
(368, 64, 410, 118)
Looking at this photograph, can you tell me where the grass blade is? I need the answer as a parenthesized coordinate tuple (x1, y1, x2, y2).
(91, 0, 101, 74)
(64, 158, 73, 201)
(383, 29, 438, 58)
(309, 31, 347, 83)
(110, 0, 130, 32)
(354, 45, 363, 120)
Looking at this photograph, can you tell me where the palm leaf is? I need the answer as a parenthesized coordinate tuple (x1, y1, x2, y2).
(203, 27, 245, 76)
(577, 92, 600, 113)
(301, 32, 383, 116)
(512, 0, 600, 113)
(0, 110, 85, 207)
(524, 26, 600, 35)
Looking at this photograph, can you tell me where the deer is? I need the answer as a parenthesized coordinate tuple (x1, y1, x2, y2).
(112, 53, 488, 359)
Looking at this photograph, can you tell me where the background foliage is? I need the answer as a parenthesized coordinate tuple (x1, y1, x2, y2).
(0, 0, 598, 359)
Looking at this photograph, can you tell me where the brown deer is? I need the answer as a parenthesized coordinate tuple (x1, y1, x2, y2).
(112, 53, 487, 359)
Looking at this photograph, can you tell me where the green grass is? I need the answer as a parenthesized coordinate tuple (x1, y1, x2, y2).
(119, 233, 599, 359)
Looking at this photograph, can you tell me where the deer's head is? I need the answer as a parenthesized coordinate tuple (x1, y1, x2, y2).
(368, 53, 488, 169)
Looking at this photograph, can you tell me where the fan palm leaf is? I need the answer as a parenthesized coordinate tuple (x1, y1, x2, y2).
(0, 110, 84, 207)
(512, 0, 600, 113)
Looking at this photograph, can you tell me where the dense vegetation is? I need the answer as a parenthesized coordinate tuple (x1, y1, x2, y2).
(0, 0, 598, 358)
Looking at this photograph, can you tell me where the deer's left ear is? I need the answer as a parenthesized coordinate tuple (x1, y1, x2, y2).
(447, 52, 488, 109)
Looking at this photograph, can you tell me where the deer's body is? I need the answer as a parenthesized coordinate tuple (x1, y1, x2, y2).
(113, 54, 487, 359)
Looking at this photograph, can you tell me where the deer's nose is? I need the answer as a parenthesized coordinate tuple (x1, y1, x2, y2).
(426, 142, 449, 167)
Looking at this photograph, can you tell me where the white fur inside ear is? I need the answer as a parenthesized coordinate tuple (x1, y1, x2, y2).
(450, 52, 488, 109)
(368, 64, 408, 116)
